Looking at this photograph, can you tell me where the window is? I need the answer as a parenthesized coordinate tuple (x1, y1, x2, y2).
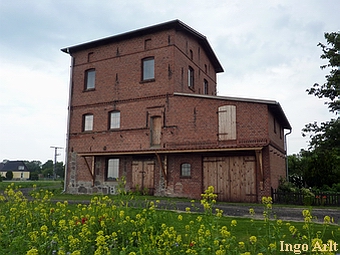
(188, 66, 194, 89)
(204, 79, 208, 95)
(85, 69, 96, 90)
(107, 158, 119, 181)
(218, 105, 236, 140)
(18, 165, 24, 170)
(189, 49, 193, 60)
(181, 163, 191, 177)
(142, 57, 154, 81)
(83, 114, 93, 131)
(109, 111, 120, 129)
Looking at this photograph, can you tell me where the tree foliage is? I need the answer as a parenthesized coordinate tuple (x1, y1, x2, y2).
(24, 160, 65, 179)
(298, 31, 340, 188)
(306, 32, 340, 113)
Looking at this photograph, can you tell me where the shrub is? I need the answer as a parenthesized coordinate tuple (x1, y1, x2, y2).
(5, 171, 13, 180)
(29, 172, 39, 180)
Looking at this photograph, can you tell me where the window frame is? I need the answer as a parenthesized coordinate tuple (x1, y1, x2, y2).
(142, 57, 155, 81)
(106, 158, 119, 181)
(203, 79, 208, 95)
(188, 66, 194, 89)
(83, 113, 94, 132)
(109, 111, 120, 130)
(84, 68, 96, 90)
(180, 163, 191, 178)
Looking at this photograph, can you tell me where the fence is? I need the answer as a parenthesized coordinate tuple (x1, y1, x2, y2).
(271, 188, 340, 206)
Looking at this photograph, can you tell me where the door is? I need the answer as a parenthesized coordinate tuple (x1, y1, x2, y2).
(132, 160, 155, 194)
(203, 156, 256, 202)
(150, 116, 161, 146)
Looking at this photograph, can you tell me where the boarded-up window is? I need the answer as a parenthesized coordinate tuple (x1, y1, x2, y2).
(218, 105, 236, 140)
(150, 116, 161, 146)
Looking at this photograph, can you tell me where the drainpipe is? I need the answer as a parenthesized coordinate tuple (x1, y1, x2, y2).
(284, 129, 292, 181)
(62, 50, 74, 193)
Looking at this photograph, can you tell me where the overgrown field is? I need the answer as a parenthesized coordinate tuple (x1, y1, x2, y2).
(0, 184, 339, 254)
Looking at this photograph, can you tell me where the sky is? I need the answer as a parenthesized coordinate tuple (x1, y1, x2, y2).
(0, 0, 338, 163)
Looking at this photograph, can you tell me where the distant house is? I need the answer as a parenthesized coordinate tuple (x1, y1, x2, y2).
(0, 161, 30, 180)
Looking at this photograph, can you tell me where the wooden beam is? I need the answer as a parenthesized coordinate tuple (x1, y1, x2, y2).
(255, 149, 263, 191)
(155, 152, 167, 186)
(83, 156, 95, 187)
(77, 147, 264, 157)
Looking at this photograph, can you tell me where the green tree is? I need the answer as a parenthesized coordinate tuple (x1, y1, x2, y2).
(24, 160, 42, 174)
(41, 160, 54, 178)
(302, 31, 340, 187)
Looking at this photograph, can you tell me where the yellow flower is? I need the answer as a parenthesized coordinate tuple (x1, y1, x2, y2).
(231, 220, 237, 226)
(249, 235, 257, 244)
(324, 215, 331, 224)
(249, 208, 255, 215)
(26, 248, 39, 255)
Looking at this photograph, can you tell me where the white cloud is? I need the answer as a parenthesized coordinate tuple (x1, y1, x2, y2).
(0, 0, 339, 161)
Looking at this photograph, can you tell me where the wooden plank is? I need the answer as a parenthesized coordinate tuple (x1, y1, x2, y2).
(151, 116, 161, 145)
(218, 105, 236, 140)
(132, 160, 155, 192)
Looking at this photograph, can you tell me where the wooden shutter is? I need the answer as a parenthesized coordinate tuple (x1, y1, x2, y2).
(218, 105, 236, 140)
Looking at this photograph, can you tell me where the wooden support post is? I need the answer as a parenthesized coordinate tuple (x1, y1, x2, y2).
(255, 150, 263, 191)
(155, 153, 167, 186)
(83, 156, 95, 187)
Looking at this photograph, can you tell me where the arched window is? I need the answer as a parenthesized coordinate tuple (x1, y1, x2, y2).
(188, 66, 194, 89)
(181, 163, 191, 177)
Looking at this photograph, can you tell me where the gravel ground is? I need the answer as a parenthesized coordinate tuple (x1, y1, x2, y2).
(151, 200, 340, 223)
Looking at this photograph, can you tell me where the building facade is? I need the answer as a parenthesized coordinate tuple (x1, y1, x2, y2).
(0, 160, 30, 180)
(61, 20, 291, 202)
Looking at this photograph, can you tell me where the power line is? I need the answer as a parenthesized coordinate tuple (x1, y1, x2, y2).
(50, 146, 63, 180)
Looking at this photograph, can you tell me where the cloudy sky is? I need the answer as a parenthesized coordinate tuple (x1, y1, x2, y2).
(0, 0, 338, 163)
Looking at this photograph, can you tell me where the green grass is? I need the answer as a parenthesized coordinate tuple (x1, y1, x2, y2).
(0, 180, 62, 191)
(0, 185, 339, 254)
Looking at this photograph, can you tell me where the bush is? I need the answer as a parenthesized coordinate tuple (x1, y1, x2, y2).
(277, 177, 298, 193)
(29, 172, 39, 181)
(5, 171, 13, 180)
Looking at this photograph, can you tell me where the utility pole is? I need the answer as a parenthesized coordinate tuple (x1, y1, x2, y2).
(50, 146, 63, 180)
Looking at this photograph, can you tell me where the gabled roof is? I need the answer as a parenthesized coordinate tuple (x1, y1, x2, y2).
(0, 161, 29, 172)
(174, 92, 292, 130)
(61, 19, 224, 73)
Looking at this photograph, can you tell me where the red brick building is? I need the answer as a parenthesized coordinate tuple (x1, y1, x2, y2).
(61, 20, 291, 202)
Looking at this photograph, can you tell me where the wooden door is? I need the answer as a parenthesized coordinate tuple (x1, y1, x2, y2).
(203, 156, 256, 202)
(132, 160, 155, 194)
(218, 105, 236, 140)
(150, 116, 161, 146)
